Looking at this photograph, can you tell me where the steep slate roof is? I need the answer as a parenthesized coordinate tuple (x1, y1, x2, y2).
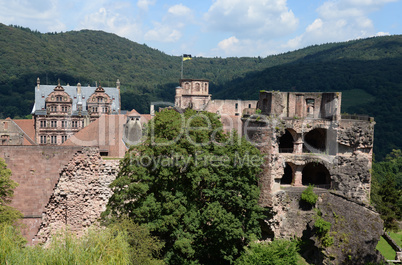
(32, 84, 120, 115)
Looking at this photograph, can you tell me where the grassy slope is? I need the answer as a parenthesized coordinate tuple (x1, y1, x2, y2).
(376, 236, 396, 260)
(376, 231, 402, 260)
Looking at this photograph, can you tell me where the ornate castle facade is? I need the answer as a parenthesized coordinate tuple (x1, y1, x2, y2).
(31, 78, 121, 146)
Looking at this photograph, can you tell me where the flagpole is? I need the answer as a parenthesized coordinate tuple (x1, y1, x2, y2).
(181, 54, 183, 79)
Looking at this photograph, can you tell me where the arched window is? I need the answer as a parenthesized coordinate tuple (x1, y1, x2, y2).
(279, 129, 294, 153)
(281, 163, 293, 184)
(303, 128, 326, 153)
(302, 162, 330, 188)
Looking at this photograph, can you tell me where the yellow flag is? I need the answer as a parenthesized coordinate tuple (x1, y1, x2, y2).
(183, 54, 192, 61)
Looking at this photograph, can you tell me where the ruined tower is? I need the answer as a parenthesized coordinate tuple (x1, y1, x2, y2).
(242, 91, 375, 206)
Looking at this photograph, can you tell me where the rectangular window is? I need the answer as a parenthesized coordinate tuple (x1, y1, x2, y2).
(40, 120, 46, 128)
(40, 135, 47, 144)
(61, 135, 67, 143)
(51, 135, 57, 144)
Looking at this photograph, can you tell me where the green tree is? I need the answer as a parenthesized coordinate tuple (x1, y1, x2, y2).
(103, 109, 265, 264)
(0, 158, 23, 224)
(371, 149, 402, 231)
(375, 174, 401, 232)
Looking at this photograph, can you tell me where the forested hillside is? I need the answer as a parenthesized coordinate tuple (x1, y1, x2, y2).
(0, 23, 275, 117)
(212, 36, 402, 160)
(0, 23, 401, 159)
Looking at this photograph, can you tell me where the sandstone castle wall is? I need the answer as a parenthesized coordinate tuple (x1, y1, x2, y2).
(0, 146, 113, 244)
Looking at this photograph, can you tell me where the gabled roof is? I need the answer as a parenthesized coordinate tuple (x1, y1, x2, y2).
(10, 119, 36, 145)
(127, 109, 140, 116)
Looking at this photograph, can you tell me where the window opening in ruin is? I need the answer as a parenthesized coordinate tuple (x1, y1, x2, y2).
(100, 152, 108, 156)
(302, 162, 330, 188)
(306, 98, 315, 117)
(279, 129, 294, 153)
(262, 98, 268, 113)
(281, 163, 293, 184)
(303, 128, 326, 153)
(235, 103, 238, 110)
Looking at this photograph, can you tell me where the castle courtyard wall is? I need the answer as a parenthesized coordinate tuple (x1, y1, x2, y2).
(0, 146, 84, 243)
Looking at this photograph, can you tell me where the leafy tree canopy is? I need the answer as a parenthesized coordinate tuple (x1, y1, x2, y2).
(103, 109, 265, 264)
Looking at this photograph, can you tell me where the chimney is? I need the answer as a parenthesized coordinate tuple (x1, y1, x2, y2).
(117, 79, 121, 114)
(77, 83, 82, 95)
(37, 77, 40, 90)
(150, 104, 155, 117)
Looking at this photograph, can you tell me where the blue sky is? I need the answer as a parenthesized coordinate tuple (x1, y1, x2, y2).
(0, 0, 400, 57)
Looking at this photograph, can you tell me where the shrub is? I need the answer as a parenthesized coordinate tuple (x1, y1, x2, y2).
(0, 224, 134, 264)
(314, 217, 331, 236)
(314, 216, 334, 247)
(301, 185, 318, 206)
(235, 239, 298, 265)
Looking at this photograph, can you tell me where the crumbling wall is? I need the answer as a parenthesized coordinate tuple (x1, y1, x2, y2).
(266, 188, 384, 264)
(331, 154, 372, 204)
(0, 145, 83, 244)
(34, 148, 119, 244)
(338, 120, 375, 150)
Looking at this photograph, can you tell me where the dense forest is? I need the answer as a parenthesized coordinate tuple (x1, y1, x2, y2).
(0, 23, 401, 160)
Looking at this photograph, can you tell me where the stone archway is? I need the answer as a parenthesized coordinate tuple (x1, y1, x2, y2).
(281, 163, 293, 184)
(279, 129, 294, 153)
(302, 162, 331, 188)
(303, 128, 327, 153)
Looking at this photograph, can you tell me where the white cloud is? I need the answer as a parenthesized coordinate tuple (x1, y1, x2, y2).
(137, 0, 155, 11)
(306, 19, 323, 32)
(79, 6, 143, 41)
(218, 36, 239, 51)
(204, 0, 300, 57)
(144, 22, 182, 42)
(144, 4, 194, 43)
(204, 0, 299, 39)
(0, 0, 67, 32)
(212, 36, 280, 57)
(168, 4, 192, 17)
(375, 31, 390, 36)
(283, 0, 397, 51)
